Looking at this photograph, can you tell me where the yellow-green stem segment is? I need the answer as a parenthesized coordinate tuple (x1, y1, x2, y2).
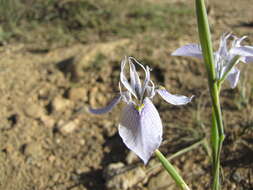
(154, 149, 190, 190)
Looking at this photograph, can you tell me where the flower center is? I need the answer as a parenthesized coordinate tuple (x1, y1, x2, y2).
(135, 104, 144, 112)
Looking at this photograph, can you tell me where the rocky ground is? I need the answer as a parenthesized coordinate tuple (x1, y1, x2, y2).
(0, 0, 252, 190)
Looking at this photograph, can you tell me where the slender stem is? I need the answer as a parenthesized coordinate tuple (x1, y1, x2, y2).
(211, 108, 219, 164)
(147, 139, 206, 174)
(195, 1, 225, 190)
(168, 139, 205, 160)
(195, 0, 224, 137)
(154, 149, 190, 190)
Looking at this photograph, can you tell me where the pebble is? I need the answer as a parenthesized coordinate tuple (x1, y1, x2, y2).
(148, 170, 175, 190)
(40, 114, 55, 128)
(103, 162, 125, 179)
(104, 162, 146, 190)
(126, 151, 138, 164)
(103, 121, 117, 137)
(24, 103, 45, 119)
(24, 142, 44, 160)
(59, 119, 80, 135)
(52, 96, 73, 112)
(68, 87, 87, 102)
(89, 86, 107, 108)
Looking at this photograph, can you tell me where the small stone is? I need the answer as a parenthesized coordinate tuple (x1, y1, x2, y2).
(126, 151, 138, 164)
(59, 119, 79, 135)
(53, 173, 61, 182)
(68, 87, 87, 102)
(103, 162, 125, 179)
(38, 87, 50, 99)
(24, 103, 45, 119)
(103, 121, 117, 137)
(79, 139, 86, 145)
(52, 96, 73, 112)
(24, 142, 44, 160)
(40, 114, 55, 128)
(75, 167, 90, 174)
(104, 163, 146, 190)
(148, 170, 175, 190)
(48, 155, 56, 163)
(89, 86, 107, 108)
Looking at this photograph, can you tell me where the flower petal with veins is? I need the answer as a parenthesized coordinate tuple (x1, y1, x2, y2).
(227, 67, 240, 89)
(157, 89, 193, 105)
(118, 98, 162, 164)
(230, 46, 253, 60)
(171, 44, 203, 59)
(120, 57, 137, 99)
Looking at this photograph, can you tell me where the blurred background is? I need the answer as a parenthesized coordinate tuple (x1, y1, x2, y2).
(0, 0, 252, 190)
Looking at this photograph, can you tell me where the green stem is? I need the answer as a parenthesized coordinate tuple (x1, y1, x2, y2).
(155, 149, 190, 190)
(195, 0, 224, 137)
(195, 1, 225, 190)
(211, 108, 219, 164)
(168, 139, 205, 160)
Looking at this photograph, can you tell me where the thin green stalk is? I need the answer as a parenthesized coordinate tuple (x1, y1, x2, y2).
(147, 139, 206, 174)
(211, 108, 219, 164)
(195, 1, 225, 190)
(168, 138, 205, 160)
(154, 149, 190, 190)
(195, 0, 223, 136)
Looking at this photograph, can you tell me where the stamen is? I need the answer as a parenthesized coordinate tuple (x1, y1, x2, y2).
(135, 104, 144, 112)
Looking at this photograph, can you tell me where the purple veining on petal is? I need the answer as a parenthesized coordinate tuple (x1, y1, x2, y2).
(171, 44, 203, 59)
(120, 57, 138, 99)
(227, 67, 240, 89)
(118, 98, 162, 164)
(230, 46, 253, 61)
(157, 89, 193, 105)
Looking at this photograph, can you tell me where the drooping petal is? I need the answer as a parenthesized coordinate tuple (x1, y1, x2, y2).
(120, 57, 138, 99)
(227, 67, 240, 89)
(89, 95, 121, 114)
(171, 44, 203, 59)
(118, 98, 162, 164)
(156, 89, 193, 105)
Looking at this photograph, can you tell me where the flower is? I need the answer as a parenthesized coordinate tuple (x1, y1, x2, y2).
(172, 33, 253, 88)
(89, 57, 193, 164)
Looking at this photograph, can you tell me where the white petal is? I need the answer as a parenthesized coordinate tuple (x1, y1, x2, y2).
(118, 98, 162, 164)
(120, 57, 137, 98)
(230, 46, 253, 58)
(244, 56, 253, 63)
(227, 67, 240, 89)
(232, 35, 247, 48)
(141, 65, 151, 99)
(217, 33, 231, 57)
(89, 95, 121, 114)
(129, 58, 142, 97)
(171, 44, 203, 59)
(157, 89, 193, 105)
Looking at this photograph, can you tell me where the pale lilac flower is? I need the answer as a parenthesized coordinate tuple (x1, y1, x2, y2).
(89, 57, 193, 164)
(172, 33, 253, 88)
